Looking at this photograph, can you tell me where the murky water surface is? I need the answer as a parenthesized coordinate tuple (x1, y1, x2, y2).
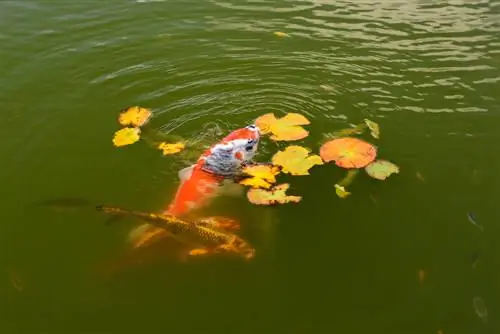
(1, 0, 499, 332)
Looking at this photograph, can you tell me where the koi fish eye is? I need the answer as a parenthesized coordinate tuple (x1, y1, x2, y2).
(246, 124, 261, 134)
(245, 138, 258, 151)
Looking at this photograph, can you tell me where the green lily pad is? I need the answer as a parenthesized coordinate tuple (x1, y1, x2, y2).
(365, 160, 399, 180)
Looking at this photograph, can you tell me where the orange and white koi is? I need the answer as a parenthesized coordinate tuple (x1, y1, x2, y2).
(129, 124, 261, 247)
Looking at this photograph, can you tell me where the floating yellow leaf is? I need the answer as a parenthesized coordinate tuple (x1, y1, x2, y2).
(118, 106, 152, 127)
(247, 183, 301, 205)
(255, 113, 310, 141)
(364, 118, 380, 139)
(238, 164, 281, 189)
(334, 184, 351, 199)
(113, 127, 141, 147)
(240, 177, 273, 189)
(273, 31, 290, 38)
(158, 142, 185, 155)
(272, 145, 323, 176)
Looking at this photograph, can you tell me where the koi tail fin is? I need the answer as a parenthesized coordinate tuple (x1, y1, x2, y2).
(96, 205, 127, 215)
(95, 205, 127, 226)
(95, 205, 169, 248)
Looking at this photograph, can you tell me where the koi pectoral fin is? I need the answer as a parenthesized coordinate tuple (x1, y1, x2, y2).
(178, 248, 212, 262)
(104, 215, 127, 226)
(128, 224, 152, 242)
(129, 225, 171, 249)
(178, 164, 196, 182)
(187, 248, 211, 256)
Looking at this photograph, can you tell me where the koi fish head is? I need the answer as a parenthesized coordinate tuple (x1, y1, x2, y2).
(201, 124, 261, 176)
(222, 124, 261, 161)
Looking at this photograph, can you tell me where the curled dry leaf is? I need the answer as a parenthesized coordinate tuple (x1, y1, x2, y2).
(273, 31, 290, 38)
(332, 170, 359, 198)
(364, 119, 380, 139)
(158, 142, 185, 155)
(334, 184, 351, 199)
(113, 127, 141, 147)
(239, 177, 273, 189)
(320, 137, 377, 169)
(272, 145, 323, 175)
(247, 183, 302, 205)
(119, 106, 152, 127)
(255, 113, 310, 141)
(365, 160, 399, 180)
(332, 169, 359, 198)
(238, 164, 281, 189)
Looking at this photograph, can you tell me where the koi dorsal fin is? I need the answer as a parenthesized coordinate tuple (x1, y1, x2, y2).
(178, 164, 196, 182)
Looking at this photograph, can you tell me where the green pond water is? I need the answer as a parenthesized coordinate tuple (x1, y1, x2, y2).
(1, 0, 500, 333)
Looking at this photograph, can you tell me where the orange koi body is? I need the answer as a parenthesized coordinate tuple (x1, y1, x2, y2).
(165, 165, 223, 217)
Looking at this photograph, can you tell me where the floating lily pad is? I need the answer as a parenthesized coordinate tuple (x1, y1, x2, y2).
(365, 160, 399, 180)
(255, 113, 310, 141)
(272, 145, 323, 176)
(247, 183, 302, 205)
(364, 119, 380, 139)
(320, 137, 377, 168)
(238, 164, 281, 189)
(113, 127, 141, 147)
(158, 142, 185, 155)
(118, 106, 152, 127)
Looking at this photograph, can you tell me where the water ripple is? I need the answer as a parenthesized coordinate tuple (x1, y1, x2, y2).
(210, 0, 318, 13)
(2, 0, 499, 150)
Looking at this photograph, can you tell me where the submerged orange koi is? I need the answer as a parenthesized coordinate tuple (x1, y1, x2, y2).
(7, 268, 24, 292)
(93, 236, 191, 277)
(97, 205, 255, 260)
(93, 216, 243, 277)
